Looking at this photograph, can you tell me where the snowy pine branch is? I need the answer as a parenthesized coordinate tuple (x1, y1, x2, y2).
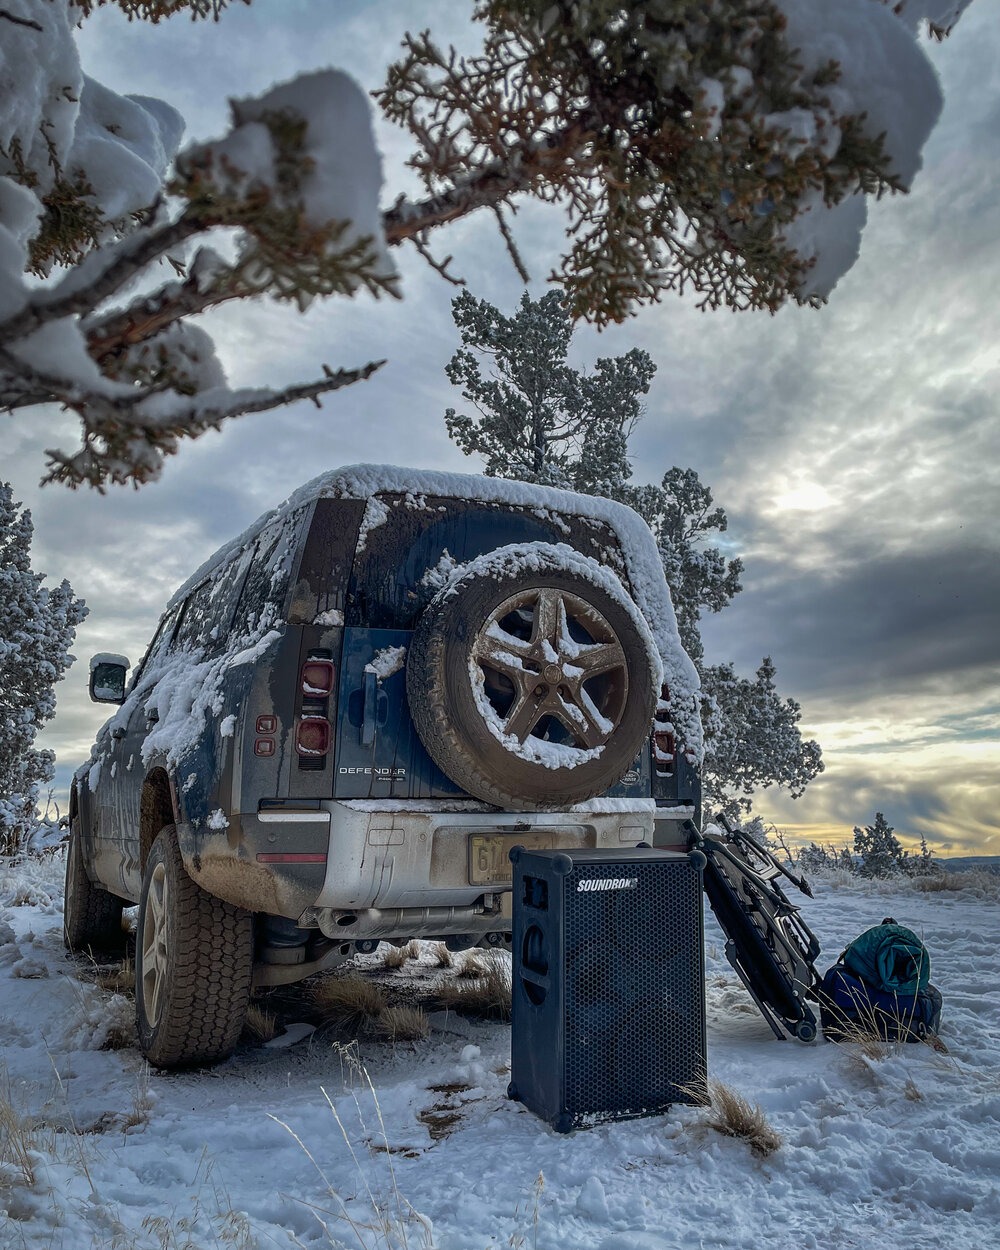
(40, 359, 386, 490)
(0, 0, 977, 487)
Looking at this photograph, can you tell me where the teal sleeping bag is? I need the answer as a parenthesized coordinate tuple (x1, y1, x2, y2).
(841, 920, 930, 995)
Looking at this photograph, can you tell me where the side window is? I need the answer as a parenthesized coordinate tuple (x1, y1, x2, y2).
(172, 546, 259, 657)
(129, 603, 182, 690)
(204, 544, 256, 649)
(233, 510, 305, 638)
(288, 498, 365, 624)
(172, 579, 215, 653)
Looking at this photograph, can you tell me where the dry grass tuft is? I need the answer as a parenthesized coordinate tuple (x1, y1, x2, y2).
(243, 1002, 281, 1043)
(838, 1022, 893, 1062)
(123, 1063, 155, 1132)
(312, 974, 387, 1036)
(705, 1080, 782, 1157)
(101, 1018, 136, 1051)
(456, 951, 488, 978)
(0, 1093, 37, 1185)
(96, 956, 134, 996)
(382, 940, 421, 970)
(432, 942, 454, 969)
(903, 1078, 924, 1102)
(912, 868, 999, 897)
(376, 1005, 430, 1043)
(434, 952, 511, 1020)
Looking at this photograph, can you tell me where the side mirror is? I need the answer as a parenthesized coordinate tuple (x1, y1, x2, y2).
(89, 654, 130, 704)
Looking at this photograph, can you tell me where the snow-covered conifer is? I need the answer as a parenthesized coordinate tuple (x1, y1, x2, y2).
(700, 658, 824, 820)
(622, 468, 744, 667)
(442, 290, 822, 818)
(852, 811, 912, 878)
(0, 0, 978, 487)
(445, 290, 654, 494)
(0, 483, 87, 852)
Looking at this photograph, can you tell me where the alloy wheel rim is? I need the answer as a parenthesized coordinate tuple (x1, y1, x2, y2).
(470, 586, 629, 752)
(141, 861, 169, 1027)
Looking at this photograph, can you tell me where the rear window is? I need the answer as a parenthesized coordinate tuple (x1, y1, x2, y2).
(346, 493, 628, 630)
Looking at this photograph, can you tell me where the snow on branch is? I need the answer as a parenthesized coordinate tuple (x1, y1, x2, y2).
(1, 6, 396, 487)
(40, 358, 385, 490)
(0, 0, 977, 488)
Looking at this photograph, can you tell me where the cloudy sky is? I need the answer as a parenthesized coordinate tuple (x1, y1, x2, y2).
(4, 0, 998, 856)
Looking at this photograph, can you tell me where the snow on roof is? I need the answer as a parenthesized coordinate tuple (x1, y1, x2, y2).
(168, 464, 701, 754)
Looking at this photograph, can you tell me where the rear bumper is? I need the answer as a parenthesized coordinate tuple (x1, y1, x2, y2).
(179, 798, 694, 939)
(314, 798, 655, 910)
(179, 798, 658, 924)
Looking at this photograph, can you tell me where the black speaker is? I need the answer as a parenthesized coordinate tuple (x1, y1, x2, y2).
(508, 846, 706, 1133)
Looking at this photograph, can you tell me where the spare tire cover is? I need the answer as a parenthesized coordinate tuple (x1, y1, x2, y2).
(405, 543, 659, 809)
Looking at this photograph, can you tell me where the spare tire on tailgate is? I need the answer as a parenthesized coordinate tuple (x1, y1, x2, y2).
(406, 543, 659, 809)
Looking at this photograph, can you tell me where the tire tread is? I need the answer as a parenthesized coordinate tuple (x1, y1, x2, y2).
(63, 822, 125, 954)
(137, 828, 252, 1069)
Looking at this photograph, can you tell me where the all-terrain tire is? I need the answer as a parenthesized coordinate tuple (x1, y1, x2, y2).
(135, 826, 252, 1069)
(406, 545, 658, 809)
(63, 819, 125, 954)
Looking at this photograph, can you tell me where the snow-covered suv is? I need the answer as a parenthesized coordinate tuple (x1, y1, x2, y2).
(66, 465, 701, 1068)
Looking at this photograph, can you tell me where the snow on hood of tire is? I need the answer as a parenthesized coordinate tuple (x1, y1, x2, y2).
(170, 464, 702, 757)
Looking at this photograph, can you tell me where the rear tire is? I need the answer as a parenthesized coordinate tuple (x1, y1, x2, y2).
(407, 546, 658, 809)
(135, 826, 252, 1069)
(63, 819, 125, 955)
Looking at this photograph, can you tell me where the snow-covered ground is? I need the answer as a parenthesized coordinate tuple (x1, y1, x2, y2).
(1, 852, 998, 1250)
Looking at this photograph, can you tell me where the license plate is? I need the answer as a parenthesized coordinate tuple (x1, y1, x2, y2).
(468, 831, 585, 886)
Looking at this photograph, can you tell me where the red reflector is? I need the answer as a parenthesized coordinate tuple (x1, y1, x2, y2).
(301, 660, 335, 697)
(255, 738, 275, 757)
(256, 715, 276, 734)
(653, 730, 675, 759)
(255, 852, 328, 864)
(295, 716, 331, 756)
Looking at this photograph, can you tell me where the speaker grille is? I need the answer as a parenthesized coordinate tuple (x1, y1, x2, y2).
(563, 859, 704, 1113)
(510, 848, 706, 1131)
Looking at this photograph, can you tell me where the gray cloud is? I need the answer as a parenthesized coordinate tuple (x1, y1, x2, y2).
(702, 542, 1000, 701)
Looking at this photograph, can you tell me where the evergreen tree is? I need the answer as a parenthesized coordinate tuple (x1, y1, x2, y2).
(914, 835, 941, 876)
(623, 468, 743, 666)
(0, 0, 976, 487)
(443, 288, 822, 819)
(701, 659, 823, 819)
(0, 484, 87, 853)
(797, 842, 835, 874)
(852, 811, 911, 879)
(444, 290, 655, 494)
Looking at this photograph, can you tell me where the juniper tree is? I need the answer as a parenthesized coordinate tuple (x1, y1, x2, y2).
(701, 658, 823, 819)
(443, 288, 821, 818)
(445, 289, 655, 494)
(0, 0, 976, 488)
(623, 468, 744, 667)
(853, 811, 911, 879)
(0, 484, 87, 852)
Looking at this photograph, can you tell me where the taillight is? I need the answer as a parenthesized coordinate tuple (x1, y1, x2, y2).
(301, 660, 335, 697)
(652, 682, 675, 777)
(295, 715, 331, 757)
(254, 714, 276, 756)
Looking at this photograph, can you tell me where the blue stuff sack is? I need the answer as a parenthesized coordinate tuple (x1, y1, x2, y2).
(841, 919, 930, 995)
(819, 964, 942, 1043)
